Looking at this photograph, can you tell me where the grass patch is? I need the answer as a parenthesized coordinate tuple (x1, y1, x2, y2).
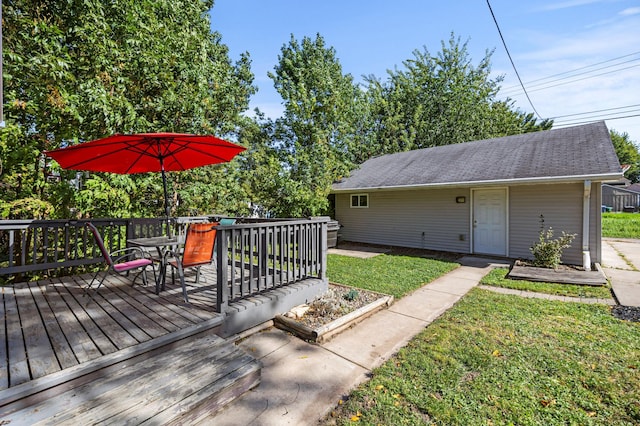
(481, 268, 612, 299)
(327, 254, 458, 298)
(326, 289, 640, 425)
(602, 212, 640, 239)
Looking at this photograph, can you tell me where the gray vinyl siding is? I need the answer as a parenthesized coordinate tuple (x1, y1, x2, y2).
(508, 183, 601, 265)
(336, 182, 602, 266)
(335, 188, 471, 252)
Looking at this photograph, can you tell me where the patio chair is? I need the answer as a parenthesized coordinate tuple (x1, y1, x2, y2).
(84, 222, 156, 301)
(163, 222, 219, 303)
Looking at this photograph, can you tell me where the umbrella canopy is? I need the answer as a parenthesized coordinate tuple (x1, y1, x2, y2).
(45, 133, 246, 234)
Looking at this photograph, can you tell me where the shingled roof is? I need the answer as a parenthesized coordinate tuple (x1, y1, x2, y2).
(332, 122, 623, 192)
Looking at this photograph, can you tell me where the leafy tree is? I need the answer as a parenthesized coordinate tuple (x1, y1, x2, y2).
(1, 0, 255, 219)
(610, 129, 640, 183)
(263, 34, 365, 217)
(362, 34, 552, 158)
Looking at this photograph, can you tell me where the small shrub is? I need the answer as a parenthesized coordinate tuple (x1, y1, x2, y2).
(343, 288, 359, 301)
(530, 227, 576, 269)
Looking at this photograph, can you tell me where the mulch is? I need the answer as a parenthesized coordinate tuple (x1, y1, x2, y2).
(611, 305, 640, 322)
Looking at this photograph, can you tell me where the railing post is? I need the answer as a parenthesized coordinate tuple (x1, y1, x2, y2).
(216, 227, 229, 314)
(320, 220, 328, 282)
(8, 230, 14, 268)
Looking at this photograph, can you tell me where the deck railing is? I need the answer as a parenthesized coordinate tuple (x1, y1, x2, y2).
(0, 218, 132, 278)
(215, 218, 328, 313)
(0, 216, 328, 313)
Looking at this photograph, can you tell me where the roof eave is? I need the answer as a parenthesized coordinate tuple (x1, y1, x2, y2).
(330, 172, 624, 193)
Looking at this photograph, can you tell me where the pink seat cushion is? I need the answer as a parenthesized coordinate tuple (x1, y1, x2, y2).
(114, 258, 153, 272)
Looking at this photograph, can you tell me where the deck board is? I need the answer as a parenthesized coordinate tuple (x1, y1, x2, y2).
(30, 281, 78, 370)
(5, 287, 30, 387)
(38, 278, 102, 365)
(103, 274, 192, 330)
(68, 274, 141, 349)
(21, 284, 60, 380)
(52, 277, 120, 355)
(96, 283, 169, 339)
(0, 269, 221, 393)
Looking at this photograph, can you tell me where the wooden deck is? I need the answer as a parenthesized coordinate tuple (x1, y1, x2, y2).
(0, 266, 264, 424)
(0, 265, 221, 391)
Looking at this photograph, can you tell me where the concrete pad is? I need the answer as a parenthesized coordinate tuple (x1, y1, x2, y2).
(321, 309, 428, 370)
(608, 240, 640, 270)
(389, 288, 461, 322)
(601, 240, 631, 270)
(328, 244, 388, 258)
(211, 329, 369, 425)
(611, 282, 640, 307)
(458, 256, 510, 269)
(604, 268, 640, 307)
(603, 268, 640, 285)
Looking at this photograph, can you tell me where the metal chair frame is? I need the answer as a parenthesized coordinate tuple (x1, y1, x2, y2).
(162, 222, 218, 303)
(84, 222, 156, 301)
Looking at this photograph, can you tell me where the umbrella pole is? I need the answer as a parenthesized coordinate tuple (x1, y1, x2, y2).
(160, 161, 172, 238)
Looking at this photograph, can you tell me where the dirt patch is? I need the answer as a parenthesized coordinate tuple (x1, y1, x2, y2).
(292, 283, 386, 329)
(612, 305, 640, 322)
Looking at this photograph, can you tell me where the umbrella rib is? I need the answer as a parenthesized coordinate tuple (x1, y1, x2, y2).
(46, 134, 245, 174)
(161, 140, 241, 170)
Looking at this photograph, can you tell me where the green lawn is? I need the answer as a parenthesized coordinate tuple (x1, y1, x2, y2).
(325, 289, 640, 425)
(602, 212, 640, 238)
(481, 267, 612, 299)
(327, 253, 459, 298)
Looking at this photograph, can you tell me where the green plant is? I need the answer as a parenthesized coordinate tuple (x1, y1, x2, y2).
(602, 212, 640, 238)
(326, 289, 640, 425)
(327, 254, 458, 298)
(530, 216, 576, 268)
(343, 288, 359, 301)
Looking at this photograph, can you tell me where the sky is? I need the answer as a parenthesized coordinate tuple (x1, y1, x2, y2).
(209, 0, 640, 143)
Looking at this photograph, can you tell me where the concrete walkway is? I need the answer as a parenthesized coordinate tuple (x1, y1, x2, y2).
(207, 256, 504, 425)
(208, 241, 640, 425)
(602, 238, 640, 307)
(478, 285, 615, 305)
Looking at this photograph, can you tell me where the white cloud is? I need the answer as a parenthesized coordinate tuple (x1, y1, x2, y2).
(540, 0, 612, 11)
(620, 7, 640, 15)
(495, 9, 640, 142)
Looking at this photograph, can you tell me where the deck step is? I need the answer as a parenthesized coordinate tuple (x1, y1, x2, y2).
(0, 332, 260, 425)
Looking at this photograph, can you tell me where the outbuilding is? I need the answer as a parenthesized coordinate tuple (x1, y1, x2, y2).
(331, 122, 623, 269)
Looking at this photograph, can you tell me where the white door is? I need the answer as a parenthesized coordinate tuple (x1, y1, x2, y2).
(473, 189, 507, 256)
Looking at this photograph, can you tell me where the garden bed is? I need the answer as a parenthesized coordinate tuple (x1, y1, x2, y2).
(274, 283, 393, 343)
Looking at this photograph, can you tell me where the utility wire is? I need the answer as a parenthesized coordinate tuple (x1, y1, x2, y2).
(553, 113, 640, 128)
(501, 58, 640, 96)
(554, 108, 640, 124)
(486, 0, 543, 119)
(551, 103, 640, 119)
(501, 50, 640, 92)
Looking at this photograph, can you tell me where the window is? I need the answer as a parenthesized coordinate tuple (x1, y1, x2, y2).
(350, 194, 369, 208)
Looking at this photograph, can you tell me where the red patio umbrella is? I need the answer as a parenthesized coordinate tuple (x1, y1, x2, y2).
(45, 133, 246, 233)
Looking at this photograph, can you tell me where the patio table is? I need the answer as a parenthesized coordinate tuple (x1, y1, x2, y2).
(128, 236, 184, 294)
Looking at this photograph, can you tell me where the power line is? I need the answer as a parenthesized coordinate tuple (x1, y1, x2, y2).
(502, 62, 640, 96)
(501, 50, 640, 93)
(501, 58, 640, 96)
(486, 0, 543, 119)
(551, 103, 640, 119)
(554, 109, 640, 125)
(553, 113, 640, 128)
